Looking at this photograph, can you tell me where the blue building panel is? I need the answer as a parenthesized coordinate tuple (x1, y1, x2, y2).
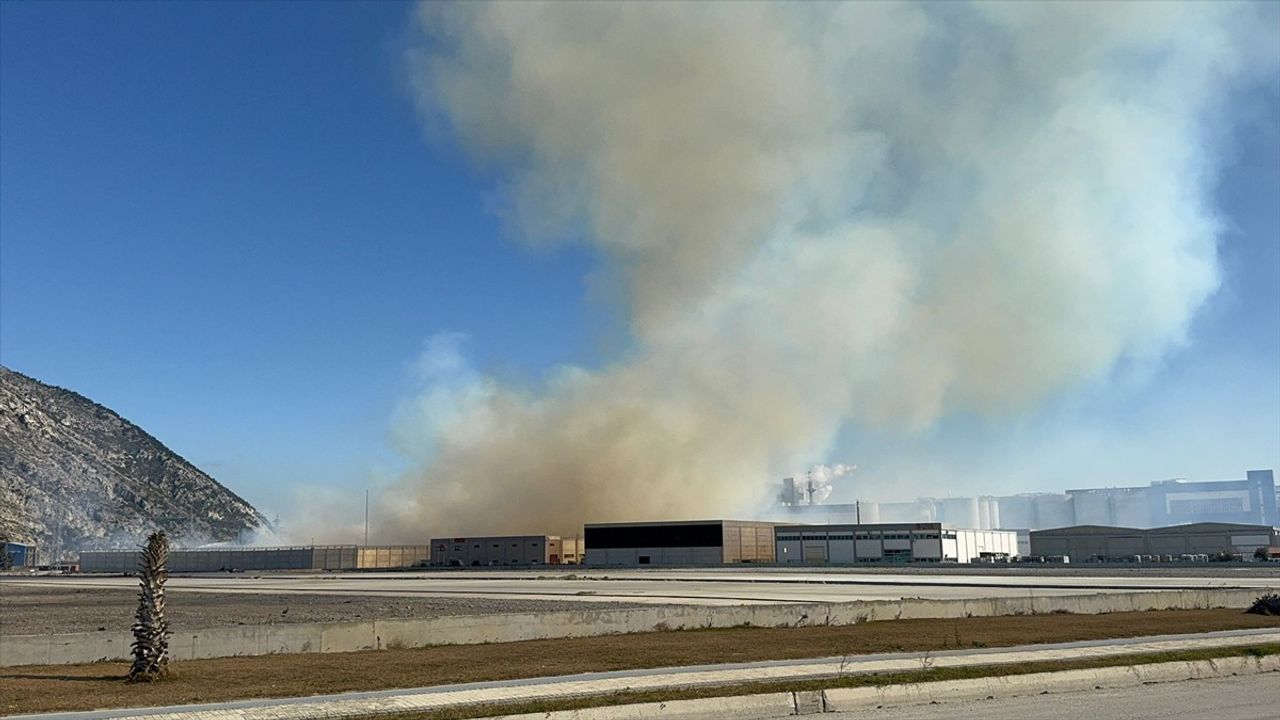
(1067, 470, 1277, 529)
(1149, 470, 1277, 526)
(4, 542, 35, 567)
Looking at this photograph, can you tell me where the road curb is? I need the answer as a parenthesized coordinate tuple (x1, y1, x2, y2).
(494, 655, 1280, 719)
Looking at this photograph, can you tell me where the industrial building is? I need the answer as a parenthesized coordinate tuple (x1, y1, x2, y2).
(1066, 470, 1278, 528)
(3, 541, 37, 568)
(775, 523, 1019, 564)
(1029, 523, 1280, 561)
(775, 469, 1276, 531)
(355, 545, 431, 569)
(584, 520, 776, 566)
(429, 535, 580, 566)
(780, 495, 1058, 530)
(79, 544, 436, 573)
(78, 538, 581, 573)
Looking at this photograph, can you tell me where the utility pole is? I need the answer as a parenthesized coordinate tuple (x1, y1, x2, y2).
(364, 489, 369, 546)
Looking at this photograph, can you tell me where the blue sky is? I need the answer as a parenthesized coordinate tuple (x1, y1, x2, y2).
(1, 1, 600, 514)
(2, 2, 1277, 523)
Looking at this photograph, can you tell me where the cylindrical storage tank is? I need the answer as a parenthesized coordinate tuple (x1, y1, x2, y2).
(1034, 493, 1076, 528)
(940, 497, 980, 528)
(996, 496, 1033, 529)
(858, 500, 881, 524)
(979, 499, 992, 529)
(987, 497, 1001, 530)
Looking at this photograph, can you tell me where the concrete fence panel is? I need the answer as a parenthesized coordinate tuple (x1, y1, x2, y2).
(2, 587, 1273, 666)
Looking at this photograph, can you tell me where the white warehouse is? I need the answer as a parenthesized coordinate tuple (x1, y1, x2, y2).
(775, 523, 1019, 564)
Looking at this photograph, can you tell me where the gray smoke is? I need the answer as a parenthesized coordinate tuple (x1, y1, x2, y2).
(379, 1, 1276, 537)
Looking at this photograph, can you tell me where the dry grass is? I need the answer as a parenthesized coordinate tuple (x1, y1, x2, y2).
(2, 608, 1276, 715)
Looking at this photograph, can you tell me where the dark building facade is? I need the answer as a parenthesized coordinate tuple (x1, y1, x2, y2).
(584, 520, 775, 566)
(1030, 522, 1279, 560)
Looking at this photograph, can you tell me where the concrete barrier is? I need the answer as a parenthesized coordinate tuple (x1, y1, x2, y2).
(492, 694, 797, 720)
(494, 655, 1280, 719)
(2, 587, 1274, 666)
(822, 653, 1280, 712)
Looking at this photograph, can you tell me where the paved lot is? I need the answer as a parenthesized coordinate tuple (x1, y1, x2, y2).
(839, 672, 1279, 720)
(0, 585, 649, 635)
(5, 567, 1277, 607)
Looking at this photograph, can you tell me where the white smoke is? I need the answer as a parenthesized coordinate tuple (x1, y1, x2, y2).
(799, 464, 857, 506)
(379, 1, 1277, 537)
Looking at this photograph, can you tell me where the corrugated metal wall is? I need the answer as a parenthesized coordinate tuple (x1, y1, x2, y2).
(80, 545, 375, 572)
(355, 545, 429, 569)
(429, 536, 559, 566)
(722, 521, 776, 563)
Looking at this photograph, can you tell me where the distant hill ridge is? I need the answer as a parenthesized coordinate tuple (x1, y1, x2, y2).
(0, 365, 268, 557)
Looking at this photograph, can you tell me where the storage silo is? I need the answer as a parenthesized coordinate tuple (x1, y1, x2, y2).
(939, 497, 980, 528)
(1033, 493, 1076, 528)
(978, 496, 1001, 529)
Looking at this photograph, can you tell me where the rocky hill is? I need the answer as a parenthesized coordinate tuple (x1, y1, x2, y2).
(0, 366, 269, 559)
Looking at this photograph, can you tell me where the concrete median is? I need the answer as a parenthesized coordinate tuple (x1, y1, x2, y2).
(3, 587, 1274, 666)
(489, 655, 1280, 718)
(822, 653, 1280, 712)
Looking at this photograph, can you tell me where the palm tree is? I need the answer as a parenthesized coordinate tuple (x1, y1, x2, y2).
(128, 531, 171, 682)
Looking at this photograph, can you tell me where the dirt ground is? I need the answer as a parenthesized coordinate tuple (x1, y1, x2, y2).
(2, 608, 1276, 715)
(0, 585, 648, 635)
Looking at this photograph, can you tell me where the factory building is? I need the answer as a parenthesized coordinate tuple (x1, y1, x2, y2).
(355, 545, 431, 569)
(1067, 470, 1278, 528)
(775, 523, 1019, 564)
(1029, 523, 1280, 561)
(584, 520, 776, 566)
(429, 535, 579, 566)
(774, 469, 1276, 531)
(79, 538, 581, 573)
(3, 541, 37, 568)
(78, 544, 441, 573)
(80, 545, 357, 573)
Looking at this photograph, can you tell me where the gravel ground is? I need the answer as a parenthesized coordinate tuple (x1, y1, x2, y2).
(0, 585, 650, 635)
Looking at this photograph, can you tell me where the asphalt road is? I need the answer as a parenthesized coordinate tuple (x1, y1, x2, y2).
(829, 673, 1280, 720)
(6, 568, 1278, 606)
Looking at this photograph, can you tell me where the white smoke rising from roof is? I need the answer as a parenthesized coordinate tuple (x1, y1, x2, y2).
(799, 464, 857, 506)
(381, 1, 1277, 537)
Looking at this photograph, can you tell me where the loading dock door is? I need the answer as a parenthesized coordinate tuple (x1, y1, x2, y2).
(803, 544, 828, 563)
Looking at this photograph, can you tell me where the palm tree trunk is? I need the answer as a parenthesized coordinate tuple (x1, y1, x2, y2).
(128, 531, 170, 682)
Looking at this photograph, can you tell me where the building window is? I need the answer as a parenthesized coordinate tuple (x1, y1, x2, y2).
(1168, 498, 1246, 515)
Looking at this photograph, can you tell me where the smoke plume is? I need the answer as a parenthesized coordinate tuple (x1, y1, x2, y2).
(383, 1, 1276, 536)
